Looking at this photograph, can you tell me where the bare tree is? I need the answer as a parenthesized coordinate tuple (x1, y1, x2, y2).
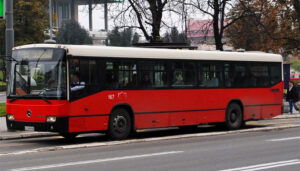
(185, 0, 245, 50)
(113, 1, 171, 43)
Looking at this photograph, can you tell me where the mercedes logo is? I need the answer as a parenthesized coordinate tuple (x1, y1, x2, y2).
(26, 110, 32, 117)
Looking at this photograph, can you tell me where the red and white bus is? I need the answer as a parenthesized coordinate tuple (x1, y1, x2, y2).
(290, 73, 300, 82)
(6, 44, 283, 140)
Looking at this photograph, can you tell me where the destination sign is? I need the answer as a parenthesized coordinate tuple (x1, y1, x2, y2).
(14, 49, 54, 60)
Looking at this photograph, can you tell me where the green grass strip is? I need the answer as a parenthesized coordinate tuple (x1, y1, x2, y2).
(0, 103, 6, 117)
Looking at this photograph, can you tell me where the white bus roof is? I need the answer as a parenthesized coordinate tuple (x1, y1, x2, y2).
(13, 44, 282, 62)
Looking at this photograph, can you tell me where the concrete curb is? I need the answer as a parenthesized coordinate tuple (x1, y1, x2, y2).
(1, 114, 300, 141)
(274, 114, 300, 119)
(0, 132, 57, 141)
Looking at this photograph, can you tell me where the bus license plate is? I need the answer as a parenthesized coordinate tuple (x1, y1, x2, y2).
(25, 126, 34, 131)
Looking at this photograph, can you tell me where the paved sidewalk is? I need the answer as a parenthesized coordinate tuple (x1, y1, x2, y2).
(0, 116, 57, 140)
(274, 113, 300, 119)
(0, 91, 6, 103)
(1, 113, 300, 141)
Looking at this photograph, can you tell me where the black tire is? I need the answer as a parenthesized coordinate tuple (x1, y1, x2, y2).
(60, 133, 78, 141)
(6, 118, 14, 131)
(241, 121, 246, 128)
(108, 108, 132, 140)
(225, 103, 243, 130)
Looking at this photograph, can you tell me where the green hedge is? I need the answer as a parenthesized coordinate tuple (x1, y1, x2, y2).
(291, 61, 300, 72)
(0, 81, 6, 91)
(0, 103, 5, 117)
(0, 72, 3, 81)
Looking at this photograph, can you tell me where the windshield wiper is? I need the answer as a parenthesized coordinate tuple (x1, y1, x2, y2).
(34, 49, 47, 70)
(9, 94, 30, 103)
(40, 95, 52, 104)
(9, 94, 52, 104)
(9, 96, 21, 103)
(15, 70, 27, 84)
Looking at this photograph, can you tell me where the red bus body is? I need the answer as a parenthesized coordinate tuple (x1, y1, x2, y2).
(6, 83, 283, 133)
(6, 44, 283, 139)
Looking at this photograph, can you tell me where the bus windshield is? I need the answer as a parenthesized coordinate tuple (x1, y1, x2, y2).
(8, 48, 67, 99)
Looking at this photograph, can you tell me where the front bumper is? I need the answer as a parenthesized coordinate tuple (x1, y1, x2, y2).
(6, 116, 69, 133)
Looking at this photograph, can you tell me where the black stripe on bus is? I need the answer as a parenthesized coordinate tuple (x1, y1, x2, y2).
(47, 103, 281, 118)
(135, 103, 282, 115)
(135, 108, 226, 115)
(36, 114, 109, 119)
(67, 114, 110, 118)
(245, 103, 282, 107)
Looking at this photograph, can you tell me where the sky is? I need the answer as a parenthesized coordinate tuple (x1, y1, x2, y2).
(78, 5, 107, 31)
(77, 3, 206, 35)
(77, 4, 187, 33)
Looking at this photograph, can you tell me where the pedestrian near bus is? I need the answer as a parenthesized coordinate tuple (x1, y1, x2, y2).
(286, 81, 298, 114)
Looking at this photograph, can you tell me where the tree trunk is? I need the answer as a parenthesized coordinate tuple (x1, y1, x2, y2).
(148, 0, 164, 43)
(150, 11, 162, 42)
(212, 0, 224, 51)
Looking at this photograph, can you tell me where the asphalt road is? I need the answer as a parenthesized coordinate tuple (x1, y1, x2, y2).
(1, 118, 300, 154)
(1, 119, 300, 171)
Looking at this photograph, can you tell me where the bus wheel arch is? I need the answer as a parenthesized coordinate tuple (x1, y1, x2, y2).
(225, 100, 244, 130)
(108, 104, 134, 140)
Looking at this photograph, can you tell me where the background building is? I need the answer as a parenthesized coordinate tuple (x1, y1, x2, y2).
(51, 0, 122, 44)
(187, 19, 214, 44)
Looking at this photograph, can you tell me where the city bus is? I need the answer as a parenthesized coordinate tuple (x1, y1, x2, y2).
(290, 73, 300, 82)
(6, 44, 283, 140)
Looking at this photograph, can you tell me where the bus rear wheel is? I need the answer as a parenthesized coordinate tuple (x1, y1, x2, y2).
(108, 108, 132, 140)
(225, 103, 243, 130)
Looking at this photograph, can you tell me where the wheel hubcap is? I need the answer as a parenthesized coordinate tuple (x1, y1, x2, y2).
(113, 115, 127, 133)
(230, 111, 237, 123)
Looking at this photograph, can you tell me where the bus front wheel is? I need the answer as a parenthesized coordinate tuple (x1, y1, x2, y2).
(108, 108, 132, 140)
(225, 103, 243, 130)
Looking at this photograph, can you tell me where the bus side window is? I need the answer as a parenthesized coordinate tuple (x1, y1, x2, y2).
(139, 61, 154, 88)
(117, 61, 137, 89)
(270, 64, 281, 85)
(224, 63, 234, 88)
(70, 58, 100, 99)
(105, 61, 118, 89)
(171, 61, 197, 87)
(154, 61, 168, 88)
(173, 70, 184, 86)
(80, 60, 99, 93)
(138, 60, 168, 89)
(171, 61, 184, 86)
(233, 64, 247, 88)
(250, 64, 269, 87)
(201, 63, 221, 88)
(70, 59, 84, 98)
(184, 62, 197, 87)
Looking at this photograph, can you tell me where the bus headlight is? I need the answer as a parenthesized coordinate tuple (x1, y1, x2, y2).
(7, 114, 15, 121)
(46, 116, 57, 123)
